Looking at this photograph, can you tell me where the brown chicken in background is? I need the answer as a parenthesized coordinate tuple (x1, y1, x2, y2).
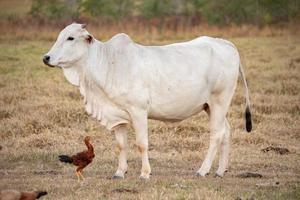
(58, 136, 95, 181)
(0, 190, 47, 200)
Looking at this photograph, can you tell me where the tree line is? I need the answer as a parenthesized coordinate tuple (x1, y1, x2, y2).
(30, 0, 300, 26)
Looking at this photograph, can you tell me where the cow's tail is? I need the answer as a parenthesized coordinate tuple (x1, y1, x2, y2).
(239, 63, 252, 132)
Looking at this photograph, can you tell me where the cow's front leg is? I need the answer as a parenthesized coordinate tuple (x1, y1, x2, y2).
(129, 108, 151, 179)
(113, 125, 128, 179)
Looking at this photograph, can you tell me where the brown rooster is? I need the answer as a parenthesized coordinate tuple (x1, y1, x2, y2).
(58, 136, 95, 181)
(0, 190, 47, 200)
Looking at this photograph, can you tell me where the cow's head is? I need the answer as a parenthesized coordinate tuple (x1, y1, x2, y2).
(43, 23, 93, 68)
(43, 23, 94, 86)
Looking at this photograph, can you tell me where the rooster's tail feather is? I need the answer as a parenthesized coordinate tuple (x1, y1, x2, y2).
(58, 155, 73, 163)
(36, 191, 48, 199)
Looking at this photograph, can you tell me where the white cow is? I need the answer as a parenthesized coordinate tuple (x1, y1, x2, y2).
(43, 23, 252, 179)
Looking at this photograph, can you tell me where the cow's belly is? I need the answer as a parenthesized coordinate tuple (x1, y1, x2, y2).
(148, 103, 206, 122)
(148, 82, 210, 122)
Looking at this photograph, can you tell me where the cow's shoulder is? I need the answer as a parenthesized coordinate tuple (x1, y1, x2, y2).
(109, 33, 133, 48)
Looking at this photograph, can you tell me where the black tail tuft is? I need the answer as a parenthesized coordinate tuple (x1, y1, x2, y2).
(58, 155, 73, 163)
(245, 106, 252, 132)
(36, 191, 47, 199)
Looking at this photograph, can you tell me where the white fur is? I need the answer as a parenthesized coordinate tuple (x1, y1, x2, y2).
(45, 23, 251, 179)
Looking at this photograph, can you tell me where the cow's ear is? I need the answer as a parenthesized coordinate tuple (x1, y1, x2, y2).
(85, 34, 93, 44)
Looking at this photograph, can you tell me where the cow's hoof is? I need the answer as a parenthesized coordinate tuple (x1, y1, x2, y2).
(112, 170, 127, 179)
(214, 173, 223, 178)
(215, 168, 228, 177)
(139, 174, 150, 180)
(196, 171, 209, 177)
(112, 175, 124, 179)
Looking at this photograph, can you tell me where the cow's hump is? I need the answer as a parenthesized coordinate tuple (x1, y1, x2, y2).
(109, 33, 133, 48)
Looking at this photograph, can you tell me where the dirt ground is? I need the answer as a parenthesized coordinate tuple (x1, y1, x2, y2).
(0, 31, 299, 199)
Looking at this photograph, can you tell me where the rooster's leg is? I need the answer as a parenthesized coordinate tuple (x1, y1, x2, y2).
(79, 171, 85, 180)
(75, 172, 81, 182)
(76, 167, 85, 181)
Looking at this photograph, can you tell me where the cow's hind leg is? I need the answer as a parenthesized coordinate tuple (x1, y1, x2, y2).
(196, 102, 228, 177)
(216, 119, 230, 177)
(203, 104, 230, 176)
(113, 125, 128, 179)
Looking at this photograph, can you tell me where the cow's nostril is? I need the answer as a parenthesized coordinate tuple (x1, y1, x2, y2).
(43, 55, 50, 63)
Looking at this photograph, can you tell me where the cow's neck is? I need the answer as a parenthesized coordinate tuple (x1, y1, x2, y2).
(76, 40, 126, 122)
(78, 39, 113, 98)
(82, 39, 116, 92)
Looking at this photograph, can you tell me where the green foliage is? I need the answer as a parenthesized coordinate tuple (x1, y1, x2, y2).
(139, 0, 173, 18)
(29, 0, 300, 25)
(199, 0, 300, 25)
(79, 0, 134, 20)
(30, 0, 78, 20)
(139, 0, 205, 18)
(180, 0, 205, 16)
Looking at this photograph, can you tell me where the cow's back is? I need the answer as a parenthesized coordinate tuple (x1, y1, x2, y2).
(134, 37, 240, 121)
(103, 35, 240, 122)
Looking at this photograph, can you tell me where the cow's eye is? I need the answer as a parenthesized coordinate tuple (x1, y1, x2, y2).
(67, 37, 74, 41)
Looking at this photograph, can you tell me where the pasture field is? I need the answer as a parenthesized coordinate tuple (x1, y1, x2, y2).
(0, 27, 299, 200)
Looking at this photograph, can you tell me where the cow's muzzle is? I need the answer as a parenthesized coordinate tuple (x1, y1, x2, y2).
(43, 55, 55, 67)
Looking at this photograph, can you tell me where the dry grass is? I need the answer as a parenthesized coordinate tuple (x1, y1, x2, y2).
(0, 25, 299, 200)
(1, 20, 300, 42)
(0, 0, 32, 18)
